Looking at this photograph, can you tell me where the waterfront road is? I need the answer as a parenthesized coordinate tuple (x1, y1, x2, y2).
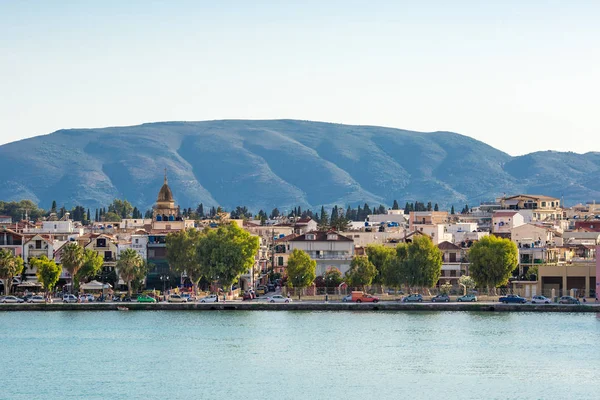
(2, 300, 600, 312)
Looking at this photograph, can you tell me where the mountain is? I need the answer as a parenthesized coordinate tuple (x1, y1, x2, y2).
(0, 119, 599, 212)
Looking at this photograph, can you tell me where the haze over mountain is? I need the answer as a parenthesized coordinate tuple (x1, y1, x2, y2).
(0, 120, 598, 213)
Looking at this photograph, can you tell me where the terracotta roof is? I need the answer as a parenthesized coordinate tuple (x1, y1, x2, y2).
(438, 241, 461, 250)
(494, 211, 518, 217)
(274, 233, 299, 243)
(290, 230, 353, 242)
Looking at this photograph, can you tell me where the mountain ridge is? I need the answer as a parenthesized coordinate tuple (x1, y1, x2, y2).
(0, 119, 598, 211)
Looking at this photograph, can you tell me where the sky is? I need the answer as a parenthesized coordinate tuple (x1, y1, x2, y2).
(0, 0, 598, 155)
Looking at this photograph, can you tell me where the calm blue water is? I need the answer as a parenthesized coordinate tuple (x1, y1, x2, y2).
(1, 311, 599, 400)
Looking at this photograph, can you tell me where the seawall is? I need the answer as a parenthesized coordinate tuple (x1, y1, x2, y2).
(1, 302, 599, 312)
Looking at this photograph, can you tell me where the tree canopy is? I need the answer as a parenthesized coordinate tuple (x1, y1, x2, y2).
(166, 228, 205, 293)
(286, 249, 316, 290)
(116, 248, 145, 296)
(323, 267, 343, 287)
(468, 235, 518, 289)
(345, 256, 377, 290)
(365, 244, 395, 284)
(32, 255, 62, 292)
(0, 249, 24, 295)
(196, 223, 260, 290)
(76, 249, 104, 283)
(60, 242, 85, 292)
(381, 236, 442, 289)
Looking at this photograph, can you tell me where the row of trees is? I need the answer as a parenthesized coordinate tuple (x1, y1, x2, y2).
(165, 223, 260, 293)
(284, 235, 518, 294)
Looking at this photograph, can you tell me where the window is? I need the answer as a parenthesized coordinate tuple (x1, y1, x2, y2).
(306, 234, 315, 240)
(327, 234, 338, 240)
(541, 202, 546, 207)
(450, 270, 456, 277)
(449, 253, 457, 263)
(278, 257, 284, 266)
(104, 251, 112, 260)
(135, 239, 139, 244)
(35, 240, 42, 249)
(97, 238, 106, 248)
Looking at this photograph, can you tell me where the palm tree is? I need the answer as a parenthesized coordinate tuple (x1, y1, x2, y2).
(116, 248, 144, 296)
(60, 242, 84, 293)
(0, 249, 24, 295)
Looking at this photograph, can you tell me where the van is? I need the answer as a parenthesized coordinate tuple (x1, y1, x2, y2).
(351, 291, 379, 303)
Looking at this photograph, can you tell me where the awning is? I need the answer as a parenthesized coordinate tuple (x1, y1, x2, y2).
(80, 280, 112, 290)
(17, 281, 42, 287)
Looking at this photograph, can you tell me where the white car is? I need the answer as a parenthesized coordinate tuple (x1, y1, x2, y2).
(63, 294, 78, 303)
(342, 294, 352, 302)
(267, 295, 291, 303)
(168, 294, 188, 303)
(79, 294, 94, 302)
(199, 295, 219, 303)
(531, 295, 551, 304)
(1, 295, 25, 303)
(27, 295, 46, 303)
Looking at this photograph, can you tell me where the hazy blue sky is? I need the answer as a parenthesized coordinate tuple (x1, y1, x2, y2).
(1, 1, 598, 155)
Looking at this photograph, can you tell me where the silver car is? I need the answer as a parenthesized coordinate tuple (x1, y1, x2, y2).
(1, 296, 25, 303)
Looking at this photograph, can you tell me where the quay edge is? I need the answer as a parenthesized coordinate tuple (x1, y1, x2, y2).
(1, 302, 600, 312)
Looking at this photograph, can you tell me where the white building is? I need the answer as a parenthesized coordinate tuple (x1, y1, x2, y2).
(492, 211, 525, 235)
(288, 231, 354, 276)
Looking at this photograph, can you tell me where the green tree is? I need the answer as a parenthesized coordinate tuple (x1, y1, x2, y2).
(76, 249, 104, 283)
(365, 244, 395, 285)
(439, 281, 453, 295)
(402, 235, 443, 289)
(434, 203, 439, 211)
(109, 199, 134, 219)
(318, 206, 329, 230)
(323, 267, 343, 287)
(381, 243, 408, 289)
(286, 249, 316, 298)
(468, 235, 518, 292)
(196, 223, 259, 292)
(392, 200, 399, 210)
(167, 228, 206, 294)
(458, 275, 475, 295)
(450, 205, 455, 215)
(0, 249, 24, 295)
(32, 255, 62, 293)
(103, 212, 122, 222)
(345, 256, 377, 290)
(116, 248, 145, 296)
(60, 242, 85, 293)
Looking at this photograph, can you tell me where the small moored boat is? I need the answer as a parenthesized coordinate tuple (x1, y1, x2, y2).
(117, 306, 129, 311)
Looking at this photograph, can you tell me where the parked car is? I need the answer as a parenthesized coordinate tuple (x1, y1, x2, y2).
(27, 295, 46, 303)
(267, 283, 276, 292)
(559, 296, 580, 305)
(62, 294, 78, 303)
(402, 294, 423, 303)
(168, 294, 188, 303)
(242, 291, 253, 301)
(1, 295, 25, 303)
(199, 294, 219, 303)
(457, 294, 477, 302)
(267, 295, 291, 303)
(386, 289, 404, 295)
(137, 295, 157, 303)
(79, 294, 95, 302)
(431, 294, 450, 302)
(499, 294, 527, 304)
(342, 294, 352, 302)
(351, 291, 380, 303)
(181, 293, 196, 302)
(531, 295, 551, 304)
(256, 286, 268, 296)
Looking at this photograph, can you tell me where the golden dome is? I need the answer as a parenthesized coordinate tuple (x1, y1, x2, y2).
(157, 170, 174, 203)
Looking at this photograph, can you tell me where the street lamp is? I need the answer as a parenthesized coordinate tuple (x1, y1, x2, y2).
(160, 274, 170, 301)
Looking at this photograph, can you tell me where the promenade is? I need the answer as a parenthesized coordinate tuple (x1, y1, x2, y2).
(2, 301, 600, 312)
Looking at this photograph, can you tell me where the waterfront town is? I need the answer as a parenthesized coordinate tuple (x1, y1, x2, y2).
(1, 172, 599, 305)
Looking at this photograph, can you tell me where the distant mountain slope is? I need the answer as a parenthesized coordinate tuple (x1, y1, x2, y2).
(0, 120, 598, 211)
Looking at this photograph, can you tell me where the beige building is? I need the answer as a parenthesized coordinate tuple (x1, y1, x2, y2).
(288, 231, 354, 276)
(499, 194, 562, 221)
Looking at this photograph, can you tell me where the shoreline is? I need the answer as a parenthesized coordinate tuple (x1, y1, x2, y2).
(1, 302, 600, 312)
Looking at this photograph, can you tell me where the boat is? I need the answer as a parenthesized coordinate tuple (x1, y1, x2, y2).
(117, 306, 129, 311)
